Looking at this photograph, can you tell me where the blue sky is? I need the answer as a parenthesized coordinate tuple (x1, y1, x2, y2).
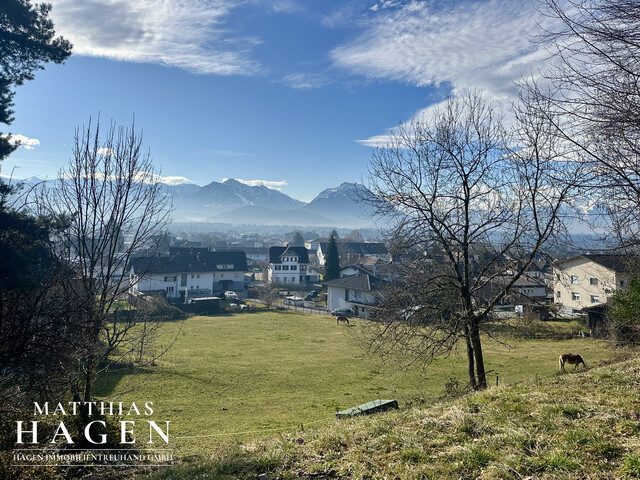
(3, 0, 554, 202)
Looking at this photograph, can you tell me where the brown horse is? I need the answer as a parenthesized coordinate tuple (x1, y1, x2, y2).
(559, 353, 586, 371)
(336, 315, 349, 325)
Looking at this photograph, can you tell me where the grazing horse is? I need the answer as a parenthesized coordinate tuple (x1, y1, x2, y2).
(559, 353, 586, 371)
(336, 315, 349, 325)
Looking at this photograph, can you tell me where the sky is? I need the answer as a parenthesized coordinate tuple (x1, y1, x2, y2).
(3, 0, 557, 202)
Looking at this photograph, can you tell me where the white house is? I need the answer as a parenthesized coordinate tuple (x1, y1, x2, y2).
(316, 241, 390, 266)
(553, 254, 639, 312)
(323, 273, 385, 318)
(268, 245, 319, 285)
(130, 247, 248, 299)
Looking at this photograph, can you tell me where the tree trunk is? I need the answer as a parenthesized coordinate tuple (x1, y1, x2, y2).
(81, 355, 95, 424)
(470, 320, 487, 389)
(464, 323, 477, 390)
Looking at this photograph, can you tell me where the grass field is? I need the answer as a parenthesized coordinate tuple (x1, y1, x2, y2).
(95, 308, 621, 456)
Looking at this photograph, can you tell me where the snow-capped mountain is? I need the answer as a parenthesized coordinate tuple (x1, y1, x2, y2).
(188, 178, 305, 210)
(303, 182, 377, 221)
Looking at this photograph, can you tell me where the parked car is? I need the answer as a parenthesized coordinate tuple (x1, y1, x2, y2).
(225, 291, 238, 299)
(305, 290, 318, 301)
(331, 308, 353, 316)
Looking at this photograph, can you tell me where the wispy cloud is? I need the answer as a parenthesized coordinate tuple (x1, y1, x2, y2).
(4, 134, 41, 150)
(332, 0, 546, 97)
(282, 72, 332, 90)
(332, 0, 556, 143)
(49, 0, 262, 75)
(223, 178, 288, 190)
(208, 149, 256, 157)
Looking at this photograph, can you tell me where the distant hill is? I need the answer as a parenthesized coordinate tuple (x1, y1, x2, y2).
(212, 205, 334, 226)
(303, 182, 377, 223)
(171, 179, 377, 227)
(7, 175, 380, 228)
(190, 178, 305, 211)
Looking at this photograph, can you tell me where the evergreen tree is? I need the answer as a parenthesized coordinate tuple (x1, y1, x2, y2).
(291, 231, 305, 247)
(324, 230, 340, 281)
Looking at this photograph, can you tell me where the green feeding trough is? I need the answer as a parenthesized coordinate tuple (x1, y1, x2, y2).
(336, 399, 399, 419)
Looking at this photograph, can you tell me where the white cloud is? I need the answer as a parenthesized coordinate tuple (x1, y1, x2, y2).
(4, 134, 41, 150)
(49, 0, 262, 75)
(97, 147, 113, 156)
(333, 0, 546, 95)
(158, 175, 197, 185)
(223, 178, 288, 190)
(332, 0, 559, 144)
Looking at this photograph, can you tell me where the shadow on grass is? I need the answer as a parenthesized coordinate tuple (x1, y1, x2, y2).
(94, 361, 155, 397)
(149, 449, 284, 480)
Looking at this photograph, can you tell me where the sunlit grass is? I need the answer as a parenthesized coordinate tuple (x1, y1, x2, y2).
(95, 309, 620, 458)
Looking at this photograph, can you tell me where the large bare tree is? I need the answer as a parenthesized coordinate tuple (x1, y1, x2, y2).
(365, 92, 582, 389)
(528, 0, 640, 245)
(36, 119, 171, 417)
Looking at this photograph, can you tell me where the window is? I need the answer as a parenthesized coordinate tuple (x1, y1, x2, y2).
(620, 279, 626, 287)
(345, 289, 349, 301)
(197, 274, 200, 279)
(166, 286, 174, 293)
(283, 265, 289, 270)
(300, 265, 306, 271)
(556, 290, 561, 299)
(572, 292, 580, 301)
(275, 265, 281, 270)
(164, 275, 177, 282)
(590, 277, 599, 286)
(591, 295, 600, 304)
(571, 275, 579, 284)
(556, 274, 560, 281)
(191, 275, 194, 279)
(291, 265, 297, 270)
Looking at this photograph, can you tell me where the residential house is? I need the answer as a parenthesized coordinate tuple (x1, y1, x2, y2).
(130, 247, 248, 299)
(324, 273, 385, 318)
(267, 246, 319, 285)
(315, 241, 390, 266)
(553, 254, 640, 312)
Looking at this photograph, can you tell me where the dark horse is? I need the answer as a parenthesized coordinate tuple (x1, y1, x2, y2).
(559, 353, 586, 371)
(336, 316, 349, 325)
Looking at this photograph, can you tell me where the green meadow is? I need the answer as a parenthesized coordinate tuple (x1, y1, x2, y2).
(95, 308, 620, 456)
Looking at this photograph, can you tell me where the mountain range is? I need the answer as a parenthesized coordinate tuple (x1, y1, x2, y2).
(168, 179, 376, 227)
(7, 176, 376, 227)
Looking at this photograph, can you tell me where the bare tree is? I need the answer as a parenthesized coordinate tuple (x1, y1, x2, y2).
(35, 118, 171, 418)
(365, 92, 582, 389)
(528, 0, 640, 246)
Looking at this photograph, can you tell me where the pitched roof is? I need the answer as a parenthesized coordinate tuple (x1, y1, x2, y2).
(319, 241, 388, 257)
(323, 273, 385, 292)
(132, 249, 248, 275)
(340, 264, 376, 276)
(269, 246, 310, 264)
(558, 254, 640, 273)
